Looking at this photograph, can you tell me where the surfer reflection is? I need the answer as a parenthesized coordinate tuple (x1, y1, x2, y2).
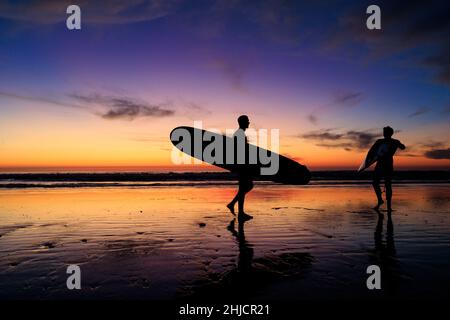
(227, 218, 253, 273)
(371, 209, 399, 294)
(227, 115, 254, 221)
(374, 209, 396, 256)
(366, 126, 406, 211)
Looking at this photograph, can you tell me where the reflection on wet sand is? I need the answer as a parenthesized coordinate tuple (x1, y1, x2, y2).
(0, 184, 449, 300)
(184, 218, 313, 300)
(370, 209, 400, 295)
(227, 218, 253, 274)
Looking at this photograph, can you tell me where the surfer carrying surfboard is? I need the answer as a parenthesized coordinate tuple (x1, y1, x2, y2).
(363, 126, 405, 211)
(227, 115, 254, 221)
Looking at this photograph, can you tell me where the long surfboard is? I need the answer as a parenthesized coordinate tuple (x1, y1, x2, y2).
(170, 126, 310, 185)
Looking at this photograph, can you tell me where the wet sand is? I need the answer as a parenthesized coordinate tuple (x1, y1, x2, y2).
(0, 184, 449, 300)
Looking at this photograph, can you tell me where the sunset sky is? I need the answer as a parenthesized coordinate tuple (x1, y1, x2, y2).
(0, 0, 449, 171)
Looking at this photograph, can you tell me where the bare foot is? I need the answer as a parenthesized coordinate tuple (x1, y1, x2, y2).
(238, 212, 253, 221)
(227, 203, 236, 216)
(374, 200, 384, 210)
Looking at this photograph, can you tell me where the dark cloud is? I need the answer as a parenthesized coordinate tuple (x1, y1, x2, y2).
(332, 91, 364, 107)
(307, 113, 318, 125)
(346, 130, 378, 149)
(301, 129, 344, 141)
(0, 0, 178, 25)
(328, 0, 450, 87)
(396, 140, 444, 158)
(69, 93, 174, 120)
(408, 106, 430, 118)
(424, 148, 450, 160)
(300, 128, 379, 150)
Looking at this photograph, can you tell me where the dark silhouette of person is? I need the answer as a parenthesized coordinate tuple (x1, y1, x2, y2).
(369, 126, 405, 211)
(227, 115, 254, 221)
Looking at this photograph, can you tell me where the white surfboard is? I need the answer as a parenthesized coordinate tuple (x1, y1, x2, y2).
(358, 142, 389, 172)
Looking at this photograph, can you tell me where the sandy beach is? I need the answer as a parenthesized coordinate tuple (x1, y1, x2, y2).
(0, 182, 449, 300)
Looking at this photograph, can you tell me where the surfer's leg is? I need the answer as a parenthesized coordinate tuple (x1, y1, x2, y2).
(372, 171, 384, 209)
(237, 182, 248, 214)
(385, 178, 392, 211)
(238, 179, 253, 220)
(227, 195, 237, 215)
(227, 177, 245, 215)
(230, 178, 246, 215)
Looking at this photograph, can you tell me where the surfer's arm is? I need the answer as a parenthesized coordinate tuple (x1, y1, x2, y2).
(398, 140, 406, 150)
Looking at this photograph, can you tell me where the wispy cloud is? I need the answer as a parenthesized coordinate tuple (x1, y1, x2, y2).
(0, 90, 175, 120)
(300, 128, 379, 151)
(177, 101, 212, 120)
(332, 91, 364, 107)
(0, 0, 178, 26)
(0, 90, 83, 109)
(69, 93, 174, 120)
(408, 106, 430, 118)
(419, 141, 446, 149)
(306, 90, 365, 124)
(301, 129, 344, 141)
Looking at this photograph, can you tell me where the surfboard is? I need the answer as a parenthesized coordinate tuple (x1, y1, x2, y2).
(170, 126, 311, 185)
(358, 142, 389, 172)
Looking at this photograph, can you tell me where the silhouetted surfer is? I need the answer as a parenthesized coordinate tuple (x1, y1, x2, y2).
(369, 126, 406, 211)
(227, 115, 254, 221)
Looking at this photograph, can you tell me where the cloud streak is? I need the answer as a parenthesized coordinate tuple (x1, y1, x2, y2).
(424, 148, 450, 160)
(69, 93, 174, 120)
(0, 90, 83, 109)
(332, 91, 364, 107)
(306, 90, 365, 124)
(0, 90, 175, 120)
(0, 0, 178, 25)
(300, 128, 379, 151)
(408, 106, 430, 118)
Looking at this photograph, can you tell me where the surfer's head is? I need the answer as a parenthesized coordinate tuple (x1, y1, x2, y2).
(238, 115, 250, 129)
(383, 126, 394, 138)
